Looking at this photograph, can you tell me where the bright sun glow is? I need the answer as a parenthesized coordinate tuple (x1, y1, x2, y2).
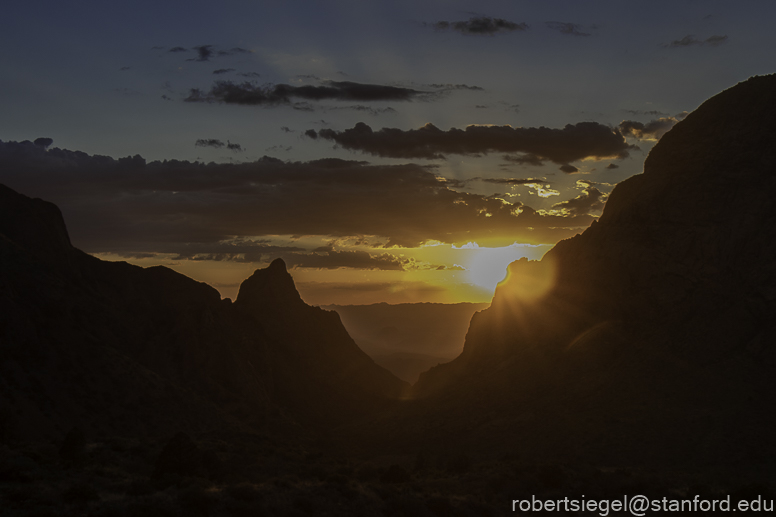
(458, 243, 537, 292)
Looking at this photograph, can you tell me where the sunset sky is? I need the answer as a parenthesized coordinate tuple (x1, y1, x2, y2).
(2, 0, 774, 305)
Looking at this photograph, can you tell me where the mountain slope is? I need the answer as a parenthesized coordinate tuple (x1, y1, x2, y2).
(0, 184, 406, 441)
(402, 75, 776, 469)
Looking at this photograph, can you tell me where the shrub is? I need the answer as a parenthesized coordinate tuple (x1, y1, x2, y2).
(61, 482, 100, 506)
(380, 464, 410, 484)
(59, 427, 86, 466)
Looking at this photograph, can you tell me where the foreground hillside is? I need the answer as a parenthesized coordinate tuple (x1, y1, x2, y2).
(0, 184, 406, 442)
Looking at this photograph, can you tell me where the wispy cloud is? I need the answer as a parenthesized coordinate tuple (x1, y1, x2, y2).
(195, 138, 244, 152)
(427, 17, 528, 36)
(185, 80, 429, 105)
(667, 35, 728, 48)
(545, 21, 591, 37)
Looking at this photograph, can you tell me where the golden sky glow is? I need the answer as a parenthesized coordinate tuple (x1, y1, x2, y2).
(95, 240, 552, 305)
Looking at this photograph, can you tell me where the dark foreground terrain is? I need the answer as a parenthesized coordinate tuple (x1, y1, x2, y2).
(2, 75, 776, 515)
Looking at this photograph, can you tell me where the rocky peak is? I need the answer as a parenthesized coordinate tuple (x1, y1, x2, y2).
(0, 183, 73, 263)
(234, 257, 306, 313)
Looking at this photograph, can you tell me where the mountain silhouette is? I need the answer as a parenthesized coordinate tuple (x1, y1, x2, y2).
(0, 185, 406, 441)
(401, 75, 776, 469)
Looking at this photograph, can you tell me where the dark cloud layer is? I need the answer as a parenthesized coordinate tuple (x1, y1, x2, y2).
(430, 17, 529, 35)
(312, 122, 633, 164)
(667, 35, 728, 48)
(0, 140, 596, 257)
(185, 81, 427, 106)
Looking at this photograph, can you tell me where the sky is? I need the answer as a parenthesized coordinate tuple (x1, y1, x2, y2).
(1, 0, 774, 305)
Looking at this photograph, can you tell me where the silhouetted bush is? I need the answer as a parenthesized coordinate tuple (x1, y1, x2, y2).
(414, 451, 428, 472)
(730, 483, 773, 503)
(535, 464, 566, 490)
(3, 485, 39, 504)
(177, 485, 218, 517)
(380, 464, 410, 484)
(384, 494, 432, 516)
(59, 427, 86, 466)
(201, 448, 223, 480)
(226, 482, 262, 502)
(0, 404, 17, 443)
(126, 477, 156, 496)
(154, 432, 202, 478)
(426, 495, 454, 516)
(125, 493, 179, 517)
(445, 453, 472, 475)
(356, 462, 378, 482)
(0, 446, 37, 482)
(61, 482, 99, 506)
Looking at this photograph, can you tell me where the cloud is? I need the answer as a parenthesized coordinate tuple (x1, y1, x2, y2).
(266, 145, 292, 152)
(195, 139, 225, 149)
(430, 17, 529, 35)
(212, 68, 235, 75)
(550, 185, 607, 216)
(164, 239, 303, 263)
(33, 137, 53, 149)
(623, 109, 667, 117)
(481, 177, 546, 185)
(312, 121, 634, 164)
(559, 164, 579, 173)
(218, 47, 251, 56)
(325, 105, 397, 116)
(0, 140, 598, 253)
(194, 139, 244, 152)
(667, 35, 728, 48)
(424, 83, 484, 91)
(238, 72, 261, 78)
(185, 45, 252, 62)
(190, 45, 214, 61)
(299, 281, 400, 292)
(545, 22, 591, 37)
(185, 80, 427, 106)
(605, 163, 619, 169)
(280, 250, 407, 270)
(503, 153, 544, 166)
(168, 46, 188, 53)
(619, 117, 679, 141)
